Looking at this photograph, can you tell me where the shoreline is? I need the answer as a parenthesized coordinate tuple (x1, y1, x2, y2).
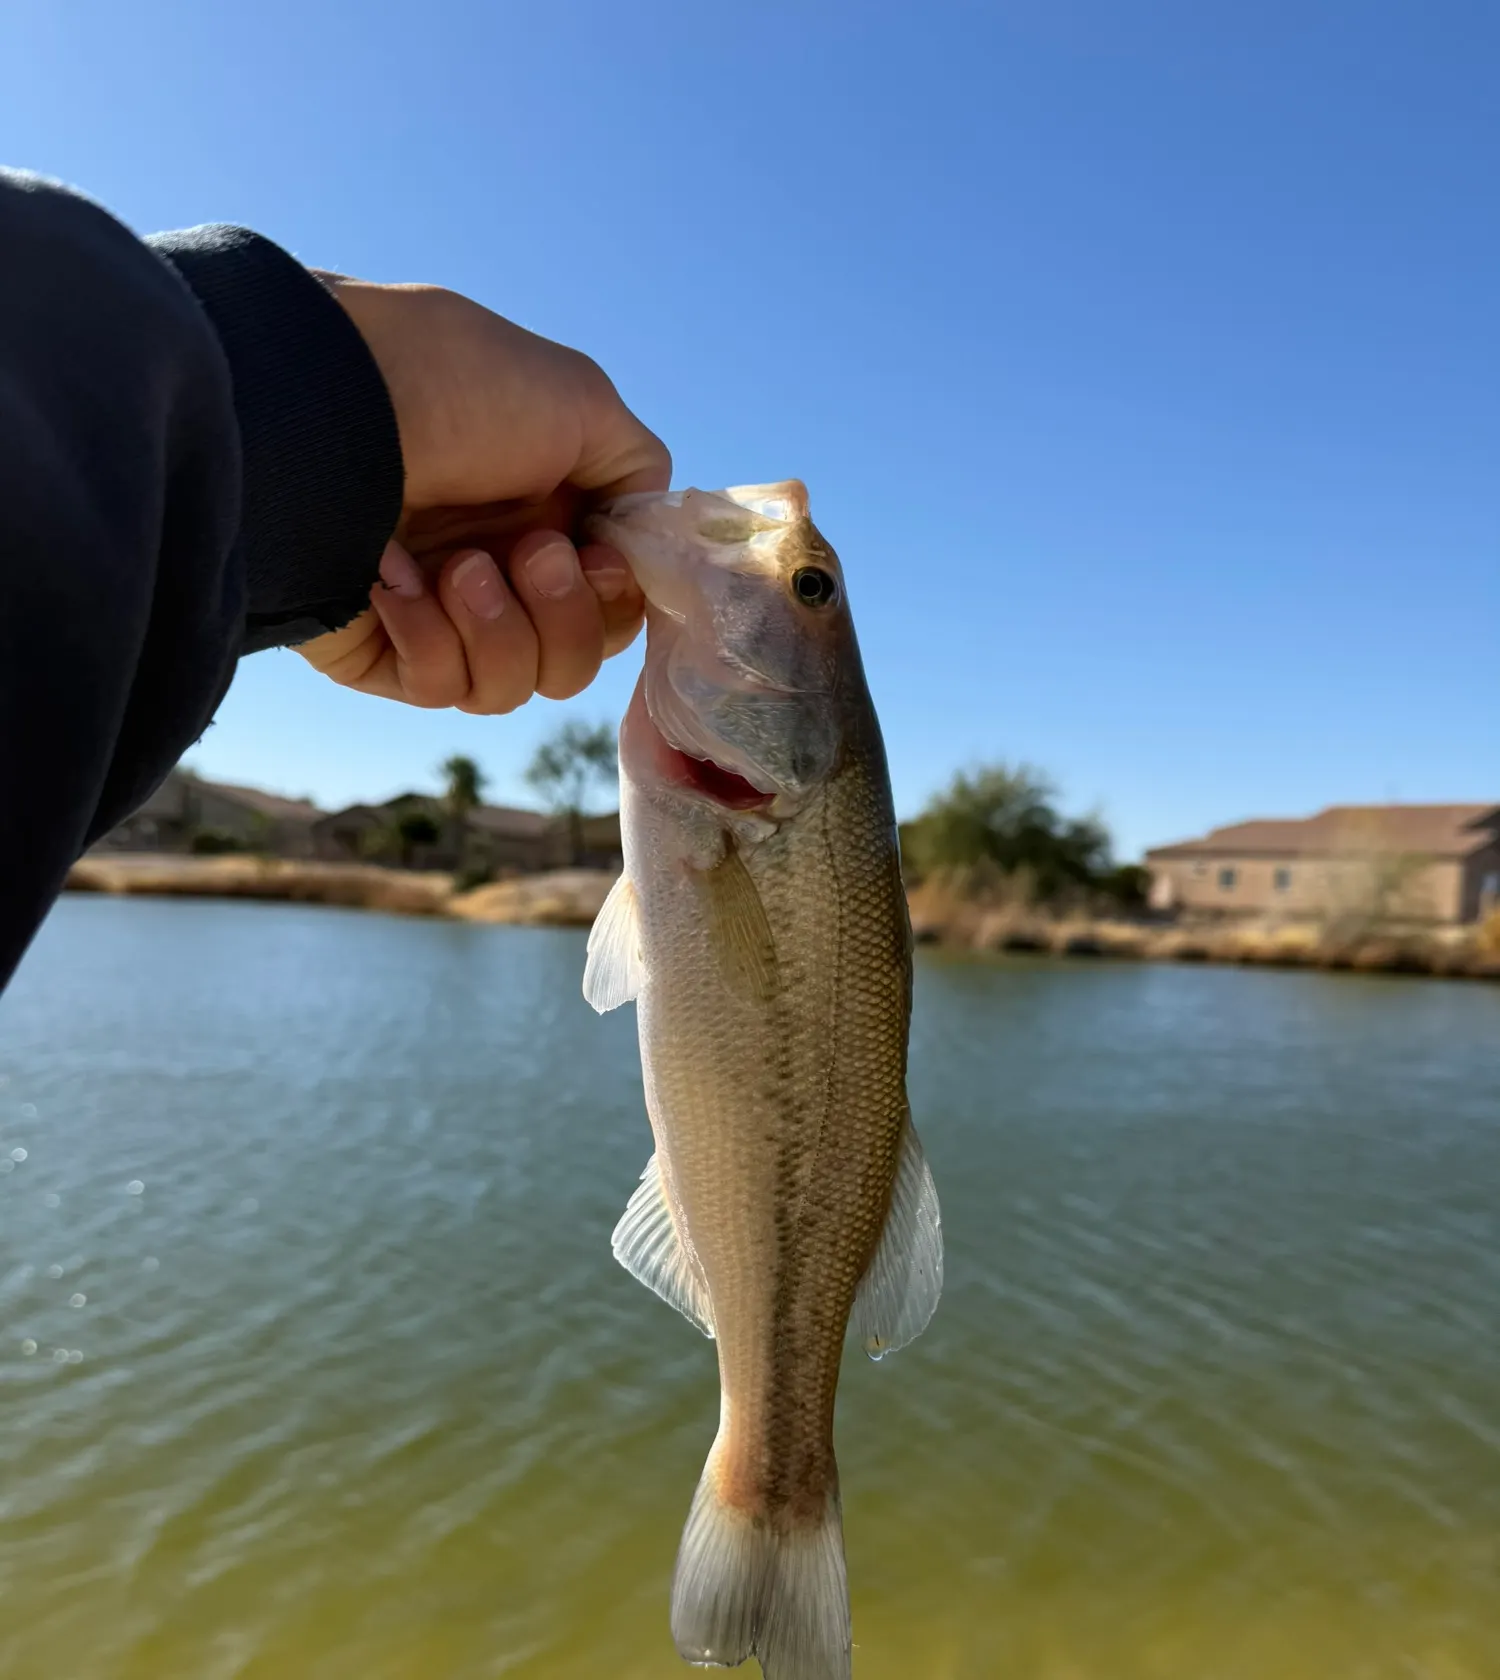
(65, 855, 1500, 981)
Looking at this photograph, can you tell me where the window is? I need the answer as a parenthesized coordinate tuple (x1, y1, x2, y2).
(1273, 867, 1292, 892)
(1218, 866, 1237, 891)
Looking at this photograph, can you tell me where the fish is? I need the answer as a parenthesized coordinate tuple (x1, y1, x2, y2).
(582, 481, 943, 1680)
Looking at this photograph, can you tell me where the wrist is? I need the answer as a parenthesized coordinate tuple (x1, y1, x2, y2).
(147, 228, 405, 648)
(312, 274, 453, 510)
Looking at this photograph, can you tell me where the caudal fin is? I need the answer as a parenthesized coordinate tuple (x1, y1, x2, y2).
(670, 1452, 850, 1680)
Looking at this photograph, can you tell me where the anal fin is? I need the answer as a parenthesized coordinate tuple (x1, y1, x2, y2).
(852, 1117, 943, 1361)
(611, 1154, 715, 1338)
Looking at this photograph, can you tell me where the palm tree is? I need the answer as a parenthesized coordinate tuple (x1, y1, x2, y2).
(524, 722, 618, 867)
(440, 754, 487, 875)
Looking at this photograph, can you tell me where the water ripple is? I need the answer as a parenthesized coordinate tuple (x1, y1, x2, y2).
(0, 904, 1497, 1678)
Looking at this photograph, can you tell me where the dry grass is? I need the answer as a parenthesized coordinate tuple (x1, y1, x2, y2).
(907, 876, 1500, 981)
(66, 855, 1500, 980)
(68, 854, 453, 916)
(68, 854, 618, 927)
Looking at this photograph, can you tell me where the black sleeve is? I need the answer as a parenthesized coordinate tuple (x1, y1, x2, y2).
(0, 169, 405, 989)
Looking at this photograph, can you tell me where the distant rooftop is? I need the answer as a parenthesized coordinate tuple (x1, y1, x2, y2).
(468, 804, 552, 839)
(1147, 804, 1500, 861)
(312, 796, 615, 837)
(153, 769, 617, 834)
(189, 777, 322, 822)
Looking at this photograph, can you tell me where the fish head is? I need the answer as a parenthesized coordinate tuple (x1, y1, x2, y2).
(589, 482, 855, 816)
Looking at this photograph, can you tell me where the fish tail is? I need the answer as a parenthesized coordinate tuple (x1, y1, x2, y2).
(671, 1441, 850, 1680)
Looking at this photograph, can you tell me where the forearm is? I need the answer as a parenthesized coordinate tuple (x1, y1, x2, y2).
(0, 170, 403, 985)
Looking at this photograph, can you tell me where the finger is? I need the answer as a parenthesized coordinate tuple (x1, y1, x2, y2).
(579, 542, 645, 659)
(434, 548, 540, 716)
(506, 529, 606, 701)
(368, 540, 472, 707)
(296, 605, 388, 689)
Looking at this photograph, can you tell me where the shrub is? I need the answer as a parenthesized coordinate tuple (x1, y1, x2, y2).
(189, 828, 244, 855)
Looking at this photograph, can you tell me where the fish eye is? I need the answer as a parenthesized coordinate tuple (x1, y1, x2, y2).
(791, 566, 839, 609)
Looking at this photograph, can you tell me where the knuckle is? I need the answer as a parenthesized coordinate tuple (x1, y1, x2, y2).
(406, 669, 469, 709)
(536, 659, 598, 702)
(568, 348, 611, 392)
(459, 689, 521, 717)
(463, 655, 534, 715)
(466, 646, 536, 716)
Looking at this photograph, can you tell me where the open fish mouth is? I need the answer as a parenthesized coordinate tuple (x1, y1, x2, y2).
(631, 682, 772, 813)
(671, 746, 772, 810)
(635, 630, 781, 813)
(645, 707, 775, 811)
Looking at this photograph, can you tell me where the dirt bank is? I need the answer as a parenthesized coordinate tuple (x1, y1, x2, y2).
(448, 869, 615, 927)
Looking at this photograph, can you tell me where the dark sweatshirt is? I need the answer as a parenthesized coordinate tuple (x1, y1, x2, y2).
(0, 169, 405, 989)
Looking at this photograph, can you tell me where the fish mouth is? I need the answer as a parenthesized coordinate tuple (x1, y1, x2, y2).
(633, 687, 776, 812)
(668, 745, 774, 811)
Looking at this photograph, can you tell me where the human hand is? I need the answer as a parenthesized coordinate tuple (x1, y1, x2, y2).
(297, 278, 669, 712)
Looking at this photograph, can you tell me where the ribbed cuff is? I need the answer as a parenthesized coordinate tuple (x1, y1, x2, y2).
(146, 225, 405, 652)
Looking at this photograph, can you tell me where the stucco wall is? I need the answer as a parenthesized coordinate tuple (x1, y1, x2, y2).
(1148, 853, 1470, 922)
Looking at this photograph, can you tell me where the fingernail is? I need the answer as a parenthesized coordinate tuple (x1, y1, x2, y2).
(452, 551, 506, 620)
(583, 566, 632, 604)
(524, 539, 581, 599)
(378, 541, 424, 599)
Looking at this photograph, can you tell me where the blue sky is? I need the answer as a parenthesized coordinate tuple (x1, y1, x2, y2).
(5, 0, 1495, 859)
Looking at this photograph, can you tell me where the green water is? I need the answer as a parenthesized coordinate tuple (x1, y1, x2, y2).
(2, 898, 1498, 1679)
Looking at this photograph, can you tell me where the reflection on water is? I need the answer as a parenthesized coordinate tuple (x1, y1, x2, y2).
(2, 897, 1498, 1679)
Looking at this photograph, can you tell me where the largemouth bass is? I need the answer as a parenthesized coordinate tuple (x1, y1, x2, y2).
(583, 482, 942, 1680)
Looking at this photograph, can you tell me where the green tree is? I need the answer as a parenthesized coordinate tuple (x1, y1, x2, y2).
(439, 754, 488, 875)
(1096, 863, 1150, 911)
(525, 721, 618, 866)
(900, 764, 1113, 902)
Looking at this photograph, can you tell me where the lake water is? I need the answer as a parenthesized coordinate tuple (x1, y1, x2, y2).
(2, 897, 1498, 1680)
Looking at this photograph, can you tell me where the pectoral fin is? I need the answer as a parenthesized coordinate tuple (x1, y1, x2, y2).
(852, 1117, 943, 1360)
(612, 1153, 715, 1338)
(694, 845, 777, 1003)
(583, 873, 644, 1013)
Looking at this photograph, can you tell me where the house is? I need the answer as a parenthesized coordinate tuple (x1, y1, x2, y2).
(467, 803, 561, 873)
(1145, 804, 1500, 925)
(312, 798, 623, 875)
(95, 767, 624, 877)
(309, 794, 440, 867)
(93, 771, 322, 857)
(570, 810, 624, 872)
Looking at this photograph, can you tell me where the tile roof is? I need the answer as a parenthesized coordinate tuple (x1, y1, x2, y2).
(1147, 804, 1500, 861)
(197, 779, 323, 822)
(467, 804, 553, 838)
